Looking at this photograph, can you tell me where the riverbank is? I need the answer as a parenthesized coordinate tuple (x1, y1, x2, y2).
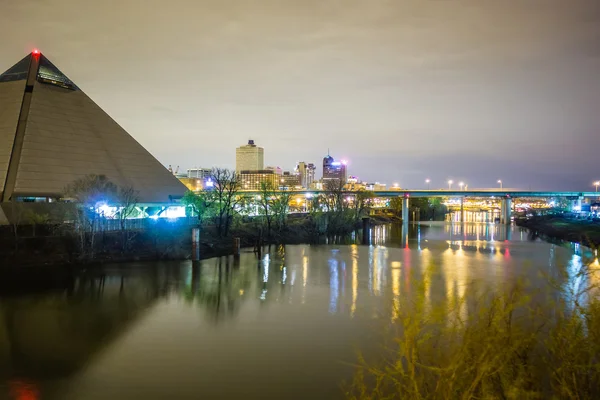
(0, 214, 397, 271)
(516, 215, 600, 247)
(195, 214, 398, 259)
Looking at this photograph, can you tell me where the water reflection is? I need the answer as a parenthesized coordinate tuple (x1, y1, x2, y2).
(0, 223, 597, 400)
(8, 379, 39, 400)
(351, 246, 358, 318)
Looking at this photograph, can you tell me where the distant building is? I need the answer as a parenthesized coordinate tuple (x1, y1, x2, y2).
(265, 166, 283, 175)
(178, 177, 204, 192)
(187, 168, 212, 180)
(322, 155, 347, 185)
(364, 182, 387, 191)
(177, 168, 215, 191)
(236, 140, 264, 172)
(280, 171, 301, 189)
(239, 170, 278, 191)
(296, 162, 316, 188)
(344, 176, 366, 191)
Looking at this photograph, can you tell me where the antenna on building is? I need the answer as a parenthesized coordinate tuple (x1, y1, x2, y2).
(327, 148, 330, 156)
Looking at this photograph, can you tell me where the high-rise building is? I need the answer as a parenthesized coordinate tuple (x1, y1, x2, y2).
(296, 162, 316, 188)
(322, 155, 347, 185)
(236, 140, 264, 172)
(0, 51, 185, 203)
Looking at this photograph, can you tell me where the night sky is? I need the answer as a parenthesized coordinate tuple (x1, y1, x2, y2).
(1, 0, 599, 190)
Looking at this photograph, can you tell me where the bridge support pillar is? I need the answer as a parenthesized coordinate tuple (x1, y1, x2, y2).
(501, 198, 512, 224)
(460, 197, 464, 223)
(402, 196, 409, 224)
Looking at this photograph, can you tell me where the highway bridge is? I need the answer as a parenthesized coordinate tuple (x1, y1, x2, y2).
(240, 189, 598, 225)
(242, 189, 598, 199)
(369, 190, 598, 198)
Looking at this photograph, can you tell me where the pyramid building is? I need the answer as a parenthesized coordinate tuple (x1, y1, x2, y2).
(0, 50, 186, 203)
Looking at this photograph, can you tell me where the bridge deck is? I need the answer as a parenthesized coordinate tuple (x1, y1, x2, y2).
(238, 190, 598, 198)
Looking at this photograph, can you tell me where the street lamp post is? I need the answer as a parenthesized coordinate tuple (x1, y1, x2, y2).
(448, 180, 453, 190)
(595, 181, 600, 193)
(425, 179, 431, 190)
(459, 182, 464, 191)
(497, 180, 503, 189)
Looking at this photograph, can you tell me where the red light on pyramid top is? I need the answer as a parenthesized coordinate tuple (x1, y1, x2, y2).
(32, 49, 40, 55)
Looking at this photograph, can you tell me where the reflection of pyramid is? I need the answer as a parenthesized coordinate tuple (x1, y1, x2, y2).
(0, 51, 185, 202)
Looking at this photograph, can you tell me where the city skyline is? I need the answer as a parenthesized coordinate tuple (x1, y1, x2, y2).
(1, 1, 599, 190)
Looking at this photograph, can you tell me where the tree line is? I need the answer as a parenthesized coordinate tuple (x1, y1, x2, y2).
(182, 168, 376, 240)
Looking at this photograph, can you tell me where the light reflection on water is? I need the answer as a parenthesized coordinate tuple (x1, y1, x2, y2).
(0, 222, 596, 399)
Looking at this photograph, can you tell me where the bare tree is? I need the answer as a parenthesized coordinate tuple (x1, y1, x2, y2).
(272, 188, 293, 230)
(257, 181, 276, 237)
(64, 174, 118, 258)
(389, 197, 403, 218)
(116, 185, 139, 252)
(210, 168, 241, 237)
(25, 209, 49, 237)
(9, 201, 24, 252)
(352, 190, 374, 222)
(323, 179, 347, 213)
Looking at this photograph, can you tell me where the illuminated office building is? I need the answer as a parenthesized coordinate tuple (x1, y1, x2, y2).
(322, 155, 347, 185)
(296, 162, 316, 188)
(235, 140, 264, 172)
(239, 170, 278, 191)
(280, 171, 301, 189)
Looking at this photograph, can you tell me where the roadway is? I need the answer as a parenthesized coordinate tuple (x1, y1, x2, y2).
(240, 190, 599, 199)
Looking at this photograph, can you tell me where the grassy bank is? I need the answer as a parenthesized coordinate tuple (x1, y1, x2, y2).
(346, 261, 600, 399)
(516, 215, 600, 247)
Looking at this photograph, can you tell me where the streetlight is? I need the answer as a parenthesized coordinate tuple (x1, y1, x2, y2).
(595, 181, 600, 192)
(425, 179, 431, 190)
(448, 180, 453, 190)
(459, 181, 464, 191)
(497, 180, 503, 189)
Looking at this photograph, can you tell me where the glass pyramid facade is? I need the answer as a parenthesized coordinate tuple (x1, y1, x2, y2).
(0, 54, 30, 83)
(0, 54, 78, 90)
(0, 51, 185, 203)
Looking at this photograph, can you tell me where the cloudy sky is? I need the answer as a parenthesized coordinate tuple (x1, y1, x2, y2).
(1, 0, 599, 190)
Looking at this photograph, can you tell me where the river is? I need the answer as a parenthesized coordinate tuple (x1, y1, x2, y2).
(0, 222, 597, 399)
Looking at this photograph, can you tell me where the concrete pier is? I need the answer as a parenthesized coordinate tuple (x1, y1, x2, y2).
(362, 217, 370, 244)
(191, 228, 200, 260)
(501, 197, 512, 224)
(402, 196, 409, 224)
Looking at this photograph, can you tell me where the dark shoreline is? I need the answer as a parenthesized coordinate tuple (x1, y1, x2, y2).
(516, 216, 600, 248)
(0, 215, 399, 293)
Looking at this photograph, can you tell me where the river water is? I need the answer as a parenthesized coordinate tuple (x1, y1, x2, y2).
(0, 222, 597, 399)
